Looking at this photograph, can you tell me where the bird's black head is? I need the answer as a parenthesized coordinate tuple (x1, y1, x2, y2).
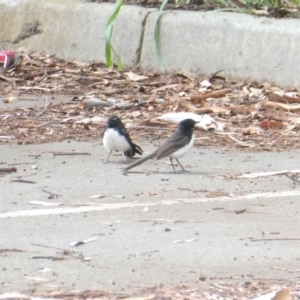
(179, 118, 198, 130)
(107, 115, 124, 128)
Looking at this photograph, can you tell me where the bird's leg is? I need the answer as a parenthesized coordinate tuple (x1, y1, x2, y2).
(176, 159, 186, 172)
(104, 150, 112, 163)
(170, 158, 176, 172)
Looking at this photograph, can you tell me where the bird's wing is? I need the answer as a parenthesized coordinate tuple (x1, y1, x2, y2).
(119, 127, 143, 157)
(119, 126, 132, 142)
(155, 131, 190, 159)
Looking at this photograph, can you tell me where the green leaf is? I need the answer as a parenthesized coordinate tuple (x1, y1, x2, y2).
(104, 0, 124, 69)
(154, 0, 168, 72)
(211, 7, 253, 13)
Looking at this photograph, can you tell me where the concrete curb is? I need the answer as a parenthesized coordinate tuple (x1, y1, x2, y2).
(0, 0, 299, 88)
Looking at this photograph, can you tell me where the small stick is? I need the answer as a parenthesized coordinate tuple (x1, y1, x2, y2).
(0, 167, 17, 173)
(178, 187, 206, 193)
(251, 237, 300, 242)
(31, 243, 72, 252)
(10, 179, 36, 184)
(0, 248, 27, 253)
(33, 69, 48, 83)
(52, 151, 91, 156)
(8, 162, 35, 166)
(41, 189, 62, 199)
(31, 256, 57, 260)
(284, 173, 300, 183)
(228, 134, 256, 148)
(35, 96, 50, 118)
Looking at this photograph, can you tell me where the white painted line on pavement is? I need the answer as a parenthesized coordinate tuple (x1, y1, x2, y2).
(1, 190, 300, 219)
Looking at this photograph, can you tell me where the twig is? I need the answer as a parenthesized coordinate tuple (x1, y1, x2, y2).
(251, 237, 300, 242)
(0, 135, 15, 139)
(10, 179, 36, 184)
(178, 187, 207, 193)
(41, 189, 62, 199)
(0, 167, 17, 173)
(35, 96, 50, 118)
(0, 248, 26, 253)
(234, 208, 247, 214)
(284, 172, 300, 183)
(0, 74, 19, 82)
(228, 134, 256, 148)
(31, 255, 59, 260)
(31, 243, 73, 252)
(33, 69, 48, 83)
(8, 162, 35, 166)
(52, 151, 91, 156)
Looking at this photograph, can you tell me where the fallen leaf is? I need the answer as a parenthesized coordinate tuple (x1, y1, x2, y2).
(272, 288, 292, 300)
(88, 195, 105, 199)
(190, 89, 228, 103)
(125, 71, 148, 81)
(78, 98, 115, 109)
(158, 112, 215, 131)
(75, 116, 107, 125)
(259, 120, 284, 129)
(173, 239, 196, 243)
(70, 236, 98, 247)
(263, 101, 300, 112)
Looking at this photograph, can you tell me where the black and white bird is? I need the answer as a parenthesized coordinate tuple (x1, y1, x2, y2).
(103, 115, 143, 162)
(123, 118, 198, 174)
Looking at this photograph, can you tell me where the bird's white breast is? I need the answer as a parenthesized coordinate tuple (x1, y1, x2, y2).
(103, 128, 131, 152)
(170, 134, 195, 159)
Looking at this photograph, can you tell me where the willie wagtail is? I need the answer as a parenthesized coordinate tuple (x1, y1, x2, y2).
(122, 118, 198, 174)
(103, 115, 143, 162)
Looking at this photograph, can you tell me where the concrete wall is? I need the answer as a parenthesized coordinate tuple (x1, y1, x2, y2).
(1, 0, 300, 87)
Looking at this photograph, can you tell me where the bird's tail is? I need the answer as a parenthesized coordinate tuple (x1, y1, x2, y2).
(123, 143, 143, 158)
(123, 150, 158, 174)
(132, 143, 143, 155)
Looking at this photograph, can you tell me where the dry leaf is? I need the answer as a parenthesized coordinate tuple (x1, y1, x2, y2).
(125, 71, 148, 81)
(75, 116, 107, 125)
(200, 79, 211, 88)
(191, 89, 227, 103)
(78, 98, 115, 109)
(70, 236, 98, 247)
(243, 126, 262, 135)
(259, 120, 284, 129)
(269, 92, 285, 103)
(157, 112, 215, 131)
(88, 195, 105, 199)
(173, 239, 196, 243)
(263, 101, 300, 112)
(272, 288, 292, 300)
(284, 92, 300, 103)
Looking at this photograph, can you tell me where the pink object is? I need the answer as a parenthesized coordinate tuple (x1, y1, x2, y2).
(0, 50, 15, 68)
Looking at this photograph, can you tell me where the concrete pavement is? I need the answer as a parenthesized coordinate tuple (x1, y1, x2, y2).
(0, 0, 300, 87)
(1, 140, 300, 293)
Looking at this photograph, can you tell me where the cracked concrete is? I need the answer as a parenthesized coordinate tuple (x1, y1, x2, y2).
(13, 21, 42, 44)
